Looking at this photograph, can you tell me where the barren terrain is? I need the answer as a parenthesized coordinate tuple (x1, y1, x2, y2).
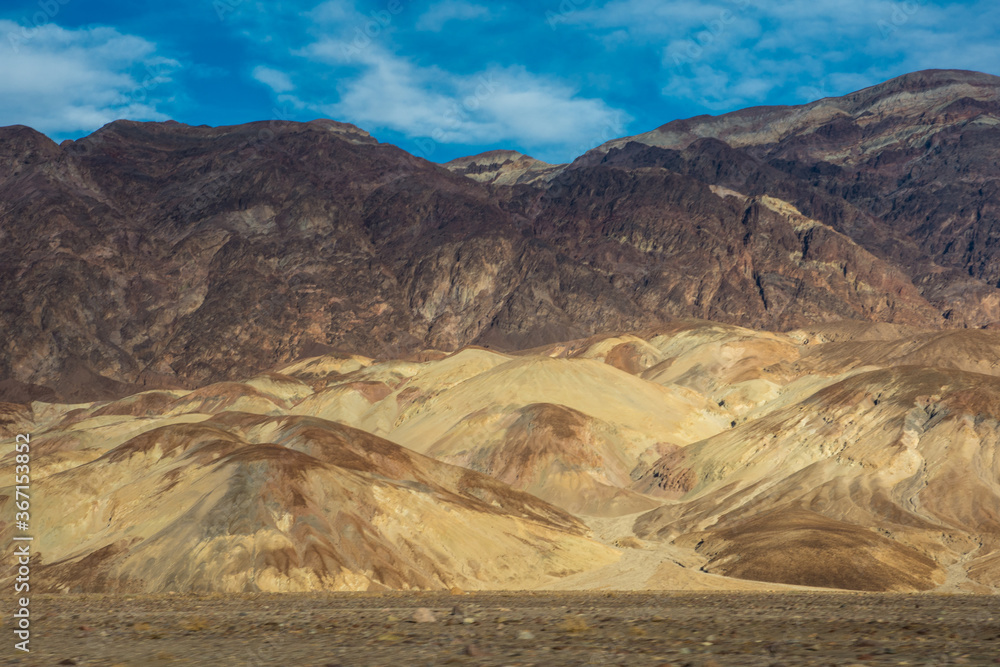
(3, 321, 1000, 596)
(4, 70, 1000, 403)
(9, 591, 1000, 666)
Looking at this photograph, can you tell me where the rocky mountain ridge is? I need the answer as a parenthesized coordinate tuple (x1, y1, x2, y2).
(1, 69, 999, 402)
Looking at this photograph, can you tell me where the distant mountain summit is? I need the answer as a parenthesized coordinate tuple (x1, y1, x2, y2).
(581, 68, 1000, 291)
(588, 69, 1000, 156)
(1, 70, 999, 401)
(444, 150, 559, 185)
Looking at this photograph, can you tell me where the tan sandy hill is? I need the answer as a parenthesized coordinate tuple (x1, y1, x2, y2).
(285, 347, 731, 517)
(3, 320, 1000, 593)
(0, 412, 617, 593)
(286, 322, 1000, 592)
(633, 364, 1000, 592)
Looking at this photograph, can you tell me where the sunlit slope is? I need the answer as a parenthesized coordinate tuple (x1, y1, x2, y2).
(4, 320, 1000, 593)
(634, 366, 1000, 591)
(288, 349, 730, 515)
(0, 414, 617, 593)
(425, 402, 661, 517)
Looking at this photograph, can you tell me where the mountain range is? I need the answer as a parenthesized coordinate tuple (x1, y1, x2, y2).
(2, 69, 999, 403)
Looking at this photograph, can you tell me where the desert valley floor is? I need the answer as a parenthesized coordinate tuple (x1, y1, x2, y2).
(8, 591, 1000, 666)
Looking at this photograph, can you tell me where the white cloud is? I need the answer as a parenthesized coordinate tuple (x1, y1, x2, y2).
(279, 4, 631, 161)
(415, 1, 491, 31)
(252, 65, 294, 93)
(0, 21, 177, 136)
(324, 56, 629, 152)
(569, 0, 1000, 111)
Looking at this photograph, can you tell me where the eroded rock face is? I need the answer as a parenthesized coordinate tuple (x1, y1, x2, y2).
(443, 150, 559, 186)
(580, 69, 1000, 324)
(1, 120, 520, 399)
(2, 70, 999, 400)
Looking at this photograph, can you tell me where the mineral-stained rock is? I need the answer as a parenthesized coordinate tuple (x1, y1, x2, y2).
(578, 68, 1000, 324)
(0, 411, 617, 594)
(2, 70, 1000, 401)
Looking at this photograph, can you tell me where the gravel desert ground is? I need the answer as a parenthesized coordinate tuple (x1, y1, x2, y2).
(8, 591, 1000, 666)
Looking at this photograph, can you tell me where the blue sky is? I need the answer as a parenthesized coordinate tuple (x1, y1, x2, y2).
(1, 0, 998, 163)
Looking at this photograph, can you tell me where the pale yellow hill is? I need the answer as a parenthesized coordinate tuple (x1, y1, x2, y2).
(5, 320, 1000, 594)
(290, 349, 729, 516)
(634, 366, 1000, 592)
(426, 403, 661, 517)
(0, 414, 617, 593)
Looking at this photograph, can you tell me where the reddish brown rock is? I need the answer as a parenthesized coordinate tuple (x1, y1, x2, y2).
(2, 70, 999, 400)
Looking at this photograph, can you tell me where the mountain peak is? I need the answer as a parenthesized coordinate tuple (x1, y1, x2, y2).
(72, 118, 378, 149)
(444, 149, 558, 185)
(870, 68, 1000, 90)
(585, 68, 999, 160)
(836, 68, 1000, 113)
(304, 118, 376, 142)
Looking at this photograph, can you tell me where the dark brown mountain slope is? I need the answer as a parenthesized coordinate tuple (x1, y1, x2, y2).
(2, 70, 998, 399)
(489, 165, 941, 334)
(0, 120, 569, 398)
(578, 69, 1000, 322)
